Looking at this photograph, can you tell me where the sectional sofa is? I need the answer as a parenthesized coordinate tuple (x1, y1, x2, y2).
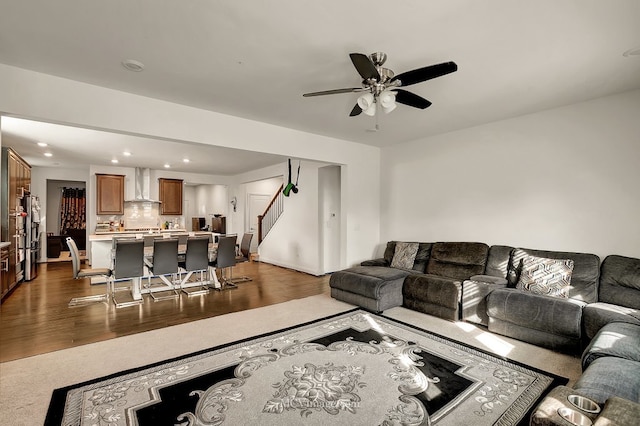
(329, 241, 640, 422)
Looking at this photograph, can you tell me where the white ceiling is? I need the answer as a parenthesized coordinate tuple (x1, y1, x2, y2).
(1, 1, 639, 173)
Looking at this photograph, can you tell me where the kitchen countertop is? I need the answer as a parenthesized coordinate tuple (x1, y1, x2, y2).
(89, 230, 214, 241)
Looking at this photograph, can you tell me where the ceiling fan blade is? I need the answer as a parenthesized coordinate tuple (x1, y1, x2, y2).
(349, 53, 381, 81)
(394, 89, 432, 109)
(390, 61, 458, 87)
(349, 103, 363, 116)
(303, 87, 364, 97)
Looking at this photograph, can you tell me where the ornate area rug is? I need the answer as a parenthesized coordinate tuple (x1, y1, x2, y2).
(45, 309, 565, 425)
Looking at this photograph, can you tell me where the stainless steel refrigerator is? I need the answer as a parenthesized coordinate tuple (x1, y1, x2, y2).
(23, 194, 40, 281)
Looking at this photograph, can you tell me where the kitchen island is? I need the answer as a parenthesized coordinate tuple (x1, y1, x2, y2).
(88, 230, 217, 282)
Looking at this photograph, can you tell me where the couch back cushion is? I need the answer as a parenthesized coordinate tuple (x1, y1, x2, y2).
(484, 245, 515, 278)
(383, 241, 432, 273)
(599, 255, 640, 309)
(426, 242, 489, 280)
(509, 247, 600, 303)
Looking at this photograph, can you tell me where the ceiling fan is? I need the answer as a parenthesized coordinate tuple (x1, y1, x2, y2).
(303, 52, 457, 118)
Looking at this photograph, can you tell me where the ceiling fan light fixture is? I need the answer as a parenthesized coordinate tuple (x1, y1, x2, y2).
(379, 89, 397, 114)
(357, 93, 377, 116)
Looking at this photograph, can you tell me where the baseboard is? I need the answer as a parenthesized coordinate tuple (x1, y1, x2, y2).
(256, 257, 323, 276)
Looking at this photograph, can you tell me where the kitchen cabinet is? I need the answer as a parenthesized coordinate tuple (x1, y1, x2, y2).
(1, 245, 9, 299)
(1, 148, 31, 302)
(96, 174, 124, 215)
(159, 178, 183, 215)
(211, 216, 226, 234)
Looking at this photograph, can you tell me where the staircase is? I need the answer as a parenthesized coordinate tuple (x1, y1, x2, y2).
(257, 184, 284, 244)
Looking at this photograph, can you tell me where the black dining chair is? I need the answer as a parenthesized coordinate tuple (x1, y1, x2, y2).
(178, 236, 210, 295)
(110, 238, 145, 308)
(208, 235, 237, 290)
(228, 232, 253, 284)
(66, 237, 113, 306)
(145, 237, 180, 301)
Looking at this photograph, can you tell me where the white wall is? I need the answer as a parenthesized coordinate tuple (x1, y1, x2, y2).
(0, 64, 381, 268)
(380, 90, 640, 260)
(259, 161, 324, 275)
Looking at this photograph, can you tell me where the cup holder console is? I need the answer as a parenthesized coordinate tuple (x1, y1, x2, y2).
(557, 407, 593, 426)
(567, 394, 601, 414)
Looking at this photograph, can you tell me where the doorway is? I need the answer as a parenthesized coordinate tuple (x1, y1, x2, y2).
(319, 165, 342, 273)
(246, 193, 271, 252)
(46, 179, 86, 262)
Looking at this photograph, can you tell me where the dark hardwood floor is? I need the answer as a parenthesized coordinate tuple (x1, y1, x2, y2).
(0, 260, 330, 363)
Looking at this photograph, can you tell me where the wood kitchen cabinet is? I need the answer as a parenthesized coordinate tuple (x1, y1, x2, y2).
(1, 245, 10, 300)
(96, 174, 125, 215)
(158, 178, 183, 215)
(1, 148, 31, 302)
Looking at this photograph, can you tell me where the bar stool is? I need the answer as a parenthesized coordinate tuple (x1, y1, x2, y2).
(145, 237, 180, 301)
(178, 236, 210, 295)
(227, 232, 253, 284)
(209, 235, 238, 290)
(110, 238, 145, 308)
(66, 237, 112, 306)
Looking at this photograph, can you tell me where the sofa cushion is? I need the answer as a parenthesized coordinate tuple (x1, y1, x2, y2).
(382, 241, 432, 273)
(426, 242, 489, 280)
(574, 357, 640, 404)
(329, 266, 414, 299)
(403, 274, 462, 321)
(390, 242, 419, 270)
(516, 255, 574, 298)
(582, 322, 640, 370)
(487, 288, 585, 353)
(484, 245, 514, 279)
(508, 247, 600, 302)
(599, 255, 640, 310)
(582, 302, 640, 340)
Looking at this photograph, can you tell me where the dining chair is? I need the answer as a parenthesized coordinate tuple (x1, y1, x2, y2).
(145, 237, 180, 301)
(66, 237, 113, 306)
(110, 238, 145, 308)
(228, 232, 253, 284)
(178, 236, 210, 295)
(208, 235, 237, 290)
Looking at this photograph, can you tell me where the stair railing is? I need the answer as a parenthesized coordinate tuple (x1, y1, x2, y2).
(257, 184, 284, 244)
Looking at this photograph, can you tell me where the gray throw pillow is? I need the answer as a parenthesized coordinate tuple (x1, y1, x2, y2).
(516, 255, 574, 298)
(390, 242, 419, 270)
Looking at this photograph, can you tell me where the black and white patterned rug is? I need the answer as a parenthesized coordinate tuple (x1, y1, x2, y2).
(45, 309, 565, 425)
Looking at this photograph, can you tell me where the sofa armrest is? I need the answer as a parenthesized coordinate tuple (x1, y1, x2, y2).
(361, 258, 389, 267)
(487, 288, 585, 337)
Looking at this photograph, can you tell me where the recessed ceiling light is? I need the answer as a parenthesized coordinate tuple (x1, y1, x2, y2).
(37, 142, 48, 147)
(123, 151, 132, 156)
(111, 159, 119, 164)
(623, 47, 640, 57)
(183, 158, 190, 163)
(44, 152, 53, 157)
(121, 59, 145, 72)
(164, 163, 170, 168)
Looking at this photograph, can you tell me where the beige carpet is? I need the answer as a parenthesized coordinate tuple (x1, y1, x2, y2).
(0, 294, 581, 425)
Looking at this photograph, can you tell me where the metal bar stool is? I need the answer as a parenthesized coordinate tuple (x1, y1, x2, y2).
(66, 237, 112, 306)
(178, 236, 211, 295)
(208, 235, 238, 290)
(228, 232, 253, 284)
(145, 237, 180, 301)
(110, 238, 145, 308)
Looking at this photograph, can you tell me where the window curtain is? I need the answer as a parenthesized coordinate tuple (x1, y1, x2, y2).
(60, 187, 86, 235)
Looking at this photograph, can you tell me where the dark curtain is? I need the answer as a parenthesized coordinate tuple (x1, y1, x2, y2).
(60, 187, 86, 235)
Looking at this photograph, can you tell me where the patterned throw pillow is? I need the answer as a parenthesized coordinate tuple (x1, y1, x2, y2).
(390, 242, 419, 270)
(516, 255, 574, 298)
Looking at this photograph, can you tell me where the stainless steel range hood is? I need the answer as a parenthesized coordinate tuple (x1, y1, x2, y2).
(125, 167, 161, 203)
